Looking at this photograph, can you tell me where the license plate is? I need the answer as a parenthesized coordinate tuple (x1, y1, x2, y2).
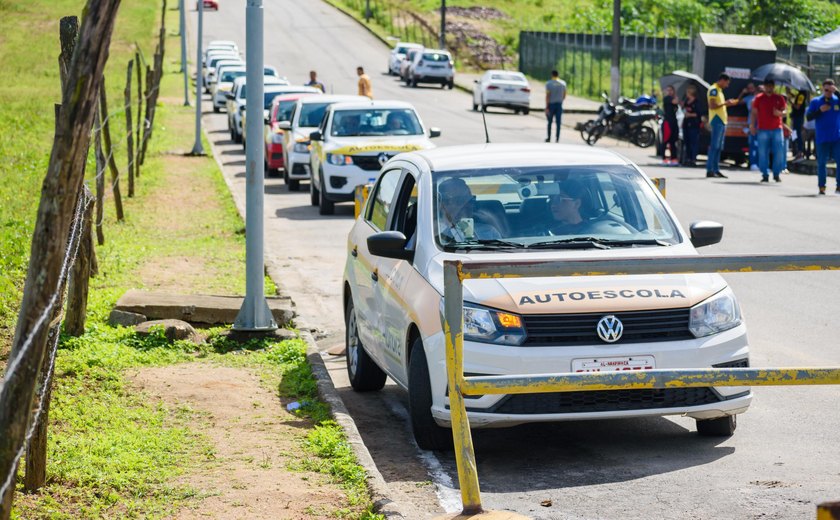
(572, 355, 655, 373)
(504, 88, 515, 93)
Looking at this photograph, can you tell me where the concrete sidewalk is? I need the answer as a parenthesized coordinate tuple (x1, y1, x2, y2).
(454, 71, 601, 114)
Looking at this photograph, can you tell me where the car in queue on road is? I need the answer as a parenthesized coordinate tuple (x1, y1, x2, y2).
(278, 95, 370, 191)
(388, 41, 423, 76)
(406, 48, 455, 89)
(472, 70, 531, 114)
(309, 100, 440, 215)
(263, 92, 322, 178)
(206, 57, 244, 93)
(399, 48, 422, 83)
(197, 0, 219, 10)
(212, 65, 246, 112)
(225, 75, 289, 143)
(204, 52, 240, 90)
(241, 84, 322, 150)
(342, 143, 751, 450)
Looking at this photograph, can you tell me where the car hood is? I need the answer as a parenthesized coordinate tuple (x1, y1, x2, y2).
(425, 245, 726, 314)
(324, 135, 435, 155)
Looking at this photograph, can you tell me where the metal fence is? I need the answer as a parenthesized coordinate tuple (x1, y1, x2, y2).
(520, 31, 693, 100)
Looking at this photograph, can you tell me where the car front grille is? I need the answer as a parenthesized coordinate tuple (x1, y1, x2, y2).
(468, 387, 722, 415)
(291, 163, 308, 175)
(352, 155, 390, 171)
(522, 308, 693, 346)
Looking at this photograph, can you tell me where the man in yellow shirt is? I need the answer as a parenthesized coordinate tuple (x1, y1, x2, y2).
(706, 73, 741, 178)
(357, 66, 373, 99)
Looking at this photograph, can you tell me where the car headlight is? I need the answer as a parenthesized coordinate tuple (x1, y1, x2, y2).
(328, 153, 353, 165)
(294, 142, 310, 153)
(689, 287, 742, 338)
(440, 302, 526, 346)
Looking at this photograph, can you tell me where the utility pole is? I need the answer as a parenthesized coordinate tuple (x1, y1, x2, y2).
(190, 0, 204, 154)
(610, 0, 621, 102)
(365, 0, 371, 22)
(179, 0, 189, 105)
(439, 0, 446, 50)
(233, 0, 277, 332)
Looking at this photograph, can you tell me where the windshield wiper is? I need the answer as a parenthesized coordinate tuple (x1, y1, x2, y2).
(526, 237, 612, 250)
(444, 238, 524, 251)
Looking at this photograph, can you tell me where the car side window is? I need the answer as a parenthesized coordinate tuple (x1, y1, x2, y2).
(388, 174, 418, 249)
(366, 169, 403, 231)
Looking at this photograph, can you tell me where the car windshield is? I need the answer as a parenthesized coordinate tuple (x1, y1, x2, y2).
(422, 53, 449, 62)
(330, 108, 422, 137)
(220, 70, 246, 83)
(274, 100, 296, 122)
(433, 166, 680, 250)
(298, 102, 330, 127)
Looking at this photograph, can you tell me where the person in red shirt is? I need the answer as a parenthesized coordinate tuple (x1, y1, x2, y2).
(750, 79, 787, 182)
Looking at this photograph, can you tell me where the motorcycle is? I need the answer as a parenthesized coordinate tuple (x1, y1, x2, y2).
(580, 92, 660, 148)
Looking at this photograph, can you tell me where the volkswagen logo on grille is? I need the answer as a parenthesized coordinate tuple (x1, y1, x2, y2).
(378, 153, 392, 166)
(596, 315, 624, 343)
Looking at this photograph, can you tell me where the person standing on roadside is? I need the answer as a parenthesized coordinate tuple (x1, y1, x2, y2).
(305, 70, 325, 92)
(706, 73, 740, 178)
(740, 82, 759, 170)
(805, 79, 840, 195)
(544, 70, 567, 142)
(751, 79, 787, 183)
(790, 87, 809, 160)
(681, 85, 702, 167)
(662, 85, 680, 165)
(357, 66, 373, 99)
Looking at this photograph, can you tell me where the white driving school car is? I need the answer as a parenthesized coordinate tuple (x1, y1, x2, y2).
(308, 100, 440, 215)
(343, 143, 751, 450)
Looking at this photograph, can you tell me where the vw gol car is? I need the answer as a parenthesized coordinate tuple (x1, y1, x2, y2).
(309, 100, 440, 215)
(343, 143, 750, 450)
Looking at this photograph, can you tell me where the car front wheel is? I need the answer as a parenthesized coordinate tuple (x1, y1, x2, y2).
(318, 171, 335, 215)
(345, 301, 387, 392)
(309, 172, 319, 206)
(408, 338, 453, 451)
(696, 415, 737, 436)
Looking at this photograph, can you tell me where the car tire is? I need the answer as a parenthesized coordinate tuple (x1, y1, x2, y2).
(345, 301, 387, 392)
(696, 415, 737, 437)
(408, 338, 454, 451)
(233, 129, 242, 144)
(288, 179, 300, 191)
(213, 105, 220, 113)
(523, 108, 530, 115)
(448, 80, 454, 89)
(318, 172, 335, 215)
(283, 168, 289, 184)
(514, 109, 521, 115)
(472, 102, 478, 111)
(411, 76, 418, 88)
(310, 174, 319, 206)
(481, 101, 487, 113)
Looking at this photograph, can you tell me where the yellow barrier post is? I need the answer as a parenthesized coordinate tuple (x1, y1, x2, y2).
(818, 502, 840, 520)
(354, 183, 371, 219)
(651, 177, 666, 198)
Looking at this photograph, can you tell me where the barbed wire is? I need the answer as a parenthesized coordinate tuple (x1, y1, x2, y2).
(0, 188, 93, 501)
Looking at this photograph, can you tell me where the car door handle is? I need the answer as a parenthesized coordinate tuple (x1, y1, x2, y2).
(351, 245, 358, 258)
(371, 270, 378, 282)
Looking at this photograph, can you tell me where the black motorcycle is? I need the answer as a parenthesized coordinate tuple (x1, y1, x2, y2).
(580, 92, 659, 148)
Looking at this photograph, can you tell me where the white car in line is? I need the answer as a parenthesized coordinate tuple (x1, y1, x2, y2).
(343, 143, 751, 450)
(388, 42, 423, 76)
(203, 52, 240, 90)
(212, 65, 246, 112)
(277, 95, 370, 191)
(240, 84, 322, 149)
(225, 76, 289, 143)
(405, 48, 455, 89)
(206, 58, 244, 93)
(309, 100, 440, 215)
(472, 70, 531, 114)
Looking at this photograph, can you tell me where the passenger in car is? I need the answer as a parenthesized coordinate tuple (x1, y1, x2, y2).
(437, 178, 502, 244)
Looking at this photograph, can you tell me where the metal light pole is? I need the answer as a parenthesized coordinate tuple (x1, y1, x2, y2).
(190, 0, 205, 154)
(439, 0, 446, 50)
(180, 0, 189, 105)
(609, 0, 621, 102)
(233, 0, 276, 332)
(365, 0, 371, 22)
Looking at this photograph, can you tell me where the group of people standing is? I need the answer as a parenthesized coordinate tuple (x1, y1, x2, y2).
(303, 67, 374, 99)
(661, 72, 840, 193)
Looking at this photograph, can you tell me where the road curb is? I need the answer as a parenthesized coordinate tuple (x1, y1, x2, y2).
(300, 329, 408, 519)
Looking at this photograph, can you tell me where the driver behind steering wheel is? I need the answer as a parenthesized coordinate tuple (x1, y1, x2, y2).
(546, 179, 592, 235)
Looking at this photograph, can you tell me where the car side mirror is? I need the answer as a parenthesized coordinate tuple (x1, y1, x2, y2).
(277, 121, 291, 131)
(309, 130, 322, 141)
(368, 231, 413, 261)
(429, 127, 441, 138)
(689, 221, 723, 248)
(225, 92, 235, 99)
(473, 79, 479, 83)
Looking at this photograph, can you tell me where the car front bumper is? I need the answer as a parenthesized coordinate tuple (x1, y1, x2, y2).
(424, 322, 751, 428)
(322, 162, 382, 201)
(287, 150, 311, 180)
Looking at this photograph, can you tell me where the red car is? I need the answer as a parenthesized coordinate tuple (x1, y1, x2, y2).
(264, 93, 319, 176)
(197, 0, 218, 10)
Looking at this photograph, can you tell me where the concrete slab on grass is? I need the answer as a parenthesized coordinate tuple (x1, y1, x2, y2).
(114, 290, 295, 326)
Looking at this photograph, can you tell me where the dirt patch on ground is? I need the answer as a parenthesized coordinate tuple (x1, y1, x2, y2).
(138, 255, 212, 293)
(131, 363, 348, 519)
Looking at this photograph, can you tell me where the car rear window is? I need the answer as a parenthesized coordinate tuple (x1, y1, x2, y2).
(422, 53, 450, 62)
(220, 70, 246, 82)
(490, 73, 525, 82)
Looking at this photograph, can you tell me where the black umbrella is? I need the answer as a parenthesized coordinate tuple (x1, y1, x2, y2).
(659, 70, 710, 99)
(751, 63, 815, 92)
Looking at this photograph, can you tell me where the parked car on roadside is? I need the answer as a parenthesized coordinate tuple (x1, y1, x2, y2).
(197, 0, 219, 10)
(263, 92, 322, 177)
(278, 95, 369, 191)
(399, 48, 422, 83)
(212, 65, 246, 112)
(241, 85, 321, 149)
(308, 100, 440, 215)
(343, 142, 750, 450)
(206, 58, 243, 93)
(388, 42, 423, 76)
(472, 70, 531, 114)
(226, 76, 289, 143)
(406, 49, 454, 89)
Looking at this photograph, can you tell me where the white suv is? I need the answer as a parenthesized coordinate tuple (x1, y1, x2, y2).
(388, 42, 423, 76)
(406, 49, 455, 89)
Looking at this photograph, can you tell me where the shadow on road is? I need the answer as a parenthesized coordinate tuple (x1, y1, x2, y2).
(274, 204, 355, 220)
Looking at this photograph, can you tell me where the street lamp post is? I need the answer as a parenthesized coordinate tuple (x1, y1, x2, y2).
(180, 0, 189, 106)
(365, 0, 371, 22)
(439, 0, 446, 50)
(190, 0, 204, 154)
(610, 0, 621, 102)
(233, 0, 276, 332)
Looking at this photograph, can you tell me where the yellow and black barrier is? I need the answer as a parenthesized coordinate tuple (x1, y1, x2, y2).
(354, 183, 372, 219)
(441, 253, 840, 518)
(651, 176, 666, 198)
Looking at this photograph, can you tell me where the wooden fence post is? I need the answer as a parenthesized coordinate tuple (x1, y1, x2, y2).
(94, 103, 105, 246)
(64, 184, 95, 337)
(125, 59, 135, 197)
(134, 51, 142, 177)
(98, 80, 123, 221)
(0, 3, 121, 515)
(139, 64, 152, 165)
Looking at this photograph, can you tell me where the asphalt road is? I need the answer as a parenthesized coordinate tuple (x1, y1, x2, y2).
(194, 2, 840, 518)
